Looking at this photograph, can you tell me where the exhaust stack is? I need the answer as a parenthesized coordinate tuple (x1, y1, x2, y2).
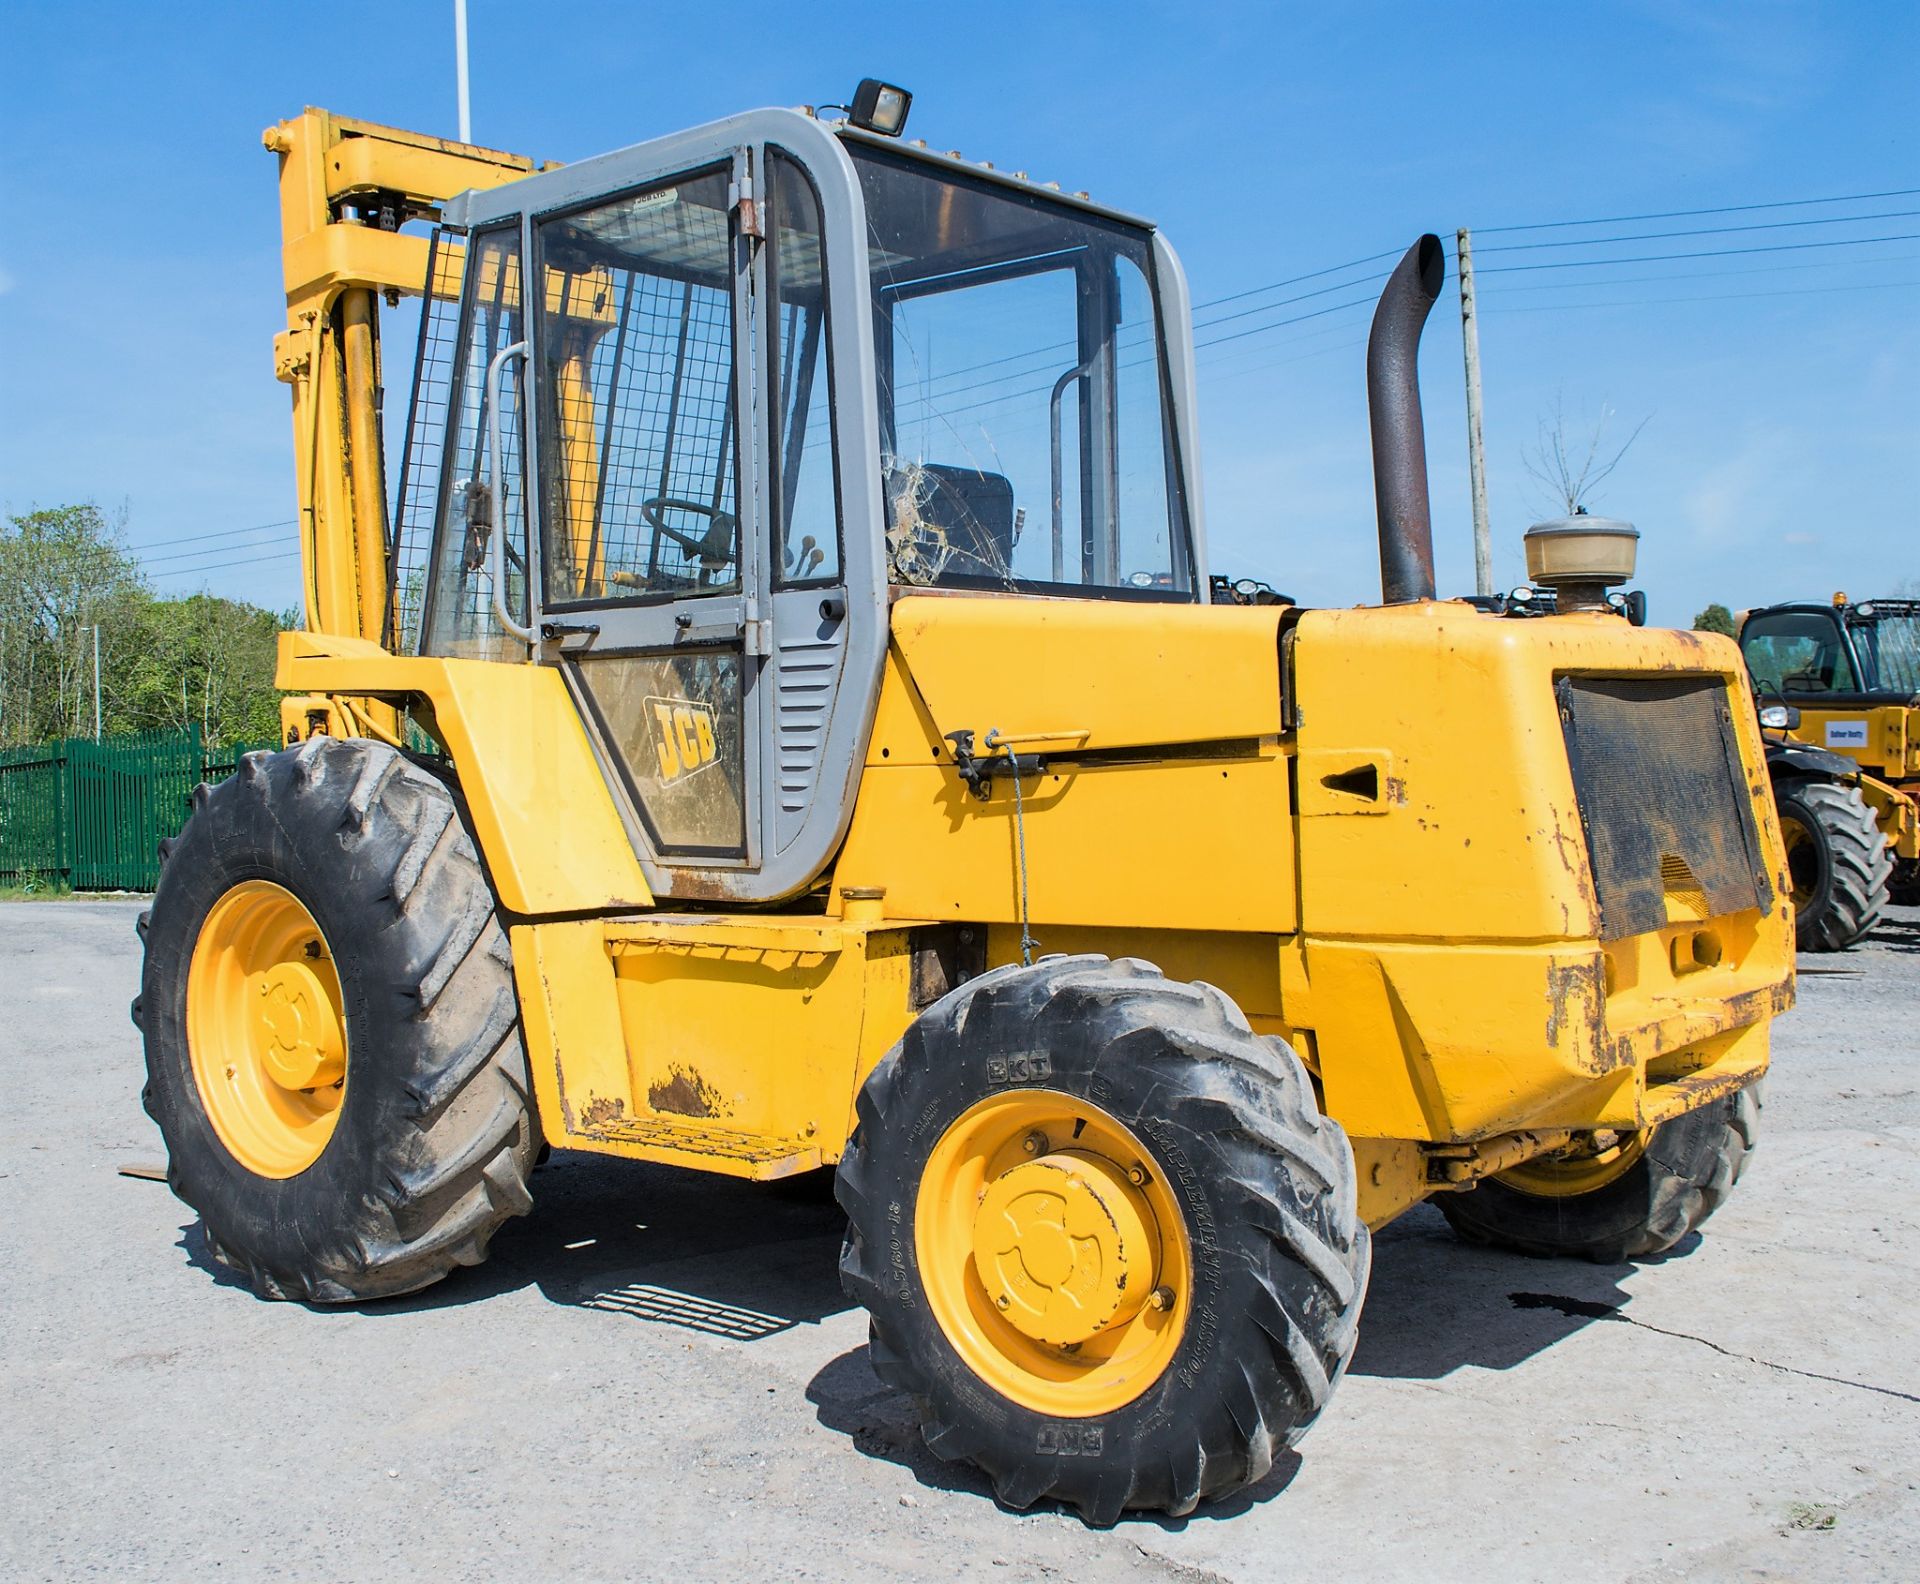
(1367, 235, 1445, 604)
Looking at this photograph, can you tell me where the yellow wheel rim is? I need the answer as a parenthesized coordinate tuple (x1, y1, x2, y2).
(1779, 815, 1818, 909)
(187, 880, 348, 1179)
(916, 1091, 1191, 1417)
(1497, 1132, 1648, 1198)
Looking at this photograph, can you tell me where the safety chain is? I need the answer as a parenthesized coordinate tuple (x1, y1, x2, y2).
(984, 727, 1040, 966)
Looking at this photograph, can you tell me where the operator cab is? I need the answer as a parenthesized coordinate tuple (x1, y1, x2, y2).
(405, 104, 1204, 901)
(1741, 599, 1920, 702)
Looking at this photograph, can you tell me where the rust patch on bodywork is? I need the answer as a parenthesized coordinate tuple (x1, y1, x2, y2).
(1545, 958, 1633, 1075)
(582, 1094, 626, 1128)
(649, 1066, 728, 1118)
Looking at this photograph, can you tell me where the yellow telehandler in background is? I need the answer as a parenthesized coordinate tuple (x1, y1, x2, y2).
(1739, 594, 1920, 945)
(135, 90, 1793, 1523)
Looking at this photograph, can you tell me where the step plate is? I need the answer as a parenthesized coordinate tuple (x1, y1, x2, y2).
(575, 1114, 824, 1180)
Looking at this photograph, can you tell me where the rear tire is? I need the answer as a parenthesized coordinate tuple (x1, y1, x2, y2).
(1776, 779, 1890, 951)
(137, 737, 538, 1302)
(836, 955, 1368, 1525)
(1890, 856, 1920, 908)
(1436, 1085, 1760, 1262)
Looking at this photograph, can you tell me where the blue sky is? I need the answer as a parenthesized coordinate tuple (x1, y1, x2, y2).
(1, 1, 1914, 625)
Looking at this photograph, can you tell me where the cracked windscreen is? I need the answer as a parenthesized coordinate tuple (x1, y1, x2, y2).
(848, 143, 1191, 597)
(1854, 612, 1920, 694)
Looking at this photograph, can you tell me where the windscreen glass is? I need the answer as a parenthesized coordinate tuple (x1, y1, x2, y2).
(1854, 613, 1920, 693)
(1740, 611, 1857, 695)
(849, 144, 1190, 597)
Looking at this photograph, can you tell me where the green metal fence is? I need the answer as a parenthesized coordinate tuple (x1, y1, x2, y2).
(0, 728, 279, 891)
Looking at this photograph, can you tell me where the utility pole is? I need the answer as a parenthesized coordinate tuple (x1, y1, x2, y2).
(92, 623, 102, 740)
(1457, 227, 1493, 596)
(454, 0, 472, 143)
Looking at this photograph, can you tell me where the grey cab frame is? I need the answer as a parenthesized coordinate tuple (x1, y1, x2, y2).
(434, 108, 1210, 904)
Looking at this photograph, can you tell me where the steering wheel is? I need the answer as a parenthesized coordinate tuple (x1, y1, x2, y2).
(642, 497, 737, 585)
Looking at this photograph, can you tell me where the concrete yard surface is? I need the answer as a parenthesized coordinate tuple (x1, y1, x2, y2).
(1, 899, 1916, 1582)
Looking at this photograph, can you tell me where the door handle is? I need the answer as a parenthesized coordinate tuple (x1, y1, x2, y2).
(485, 339, 532, 644)
(672, 598, 747, 645)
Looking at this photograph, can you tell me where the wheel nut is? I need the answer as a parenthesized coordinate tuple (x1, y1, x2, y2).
(1022, 1130, 1046, 1155)
(1148, 1285, 1175, 1312)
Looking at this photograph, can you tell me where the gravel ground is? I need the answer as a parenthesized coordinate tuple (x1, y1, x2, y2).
(1, 898, 1915, 1582)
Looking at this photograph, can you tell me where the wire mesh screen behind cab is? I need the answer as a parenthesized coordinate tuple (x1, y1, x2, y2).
(387, 229, 464, 653)
(535, 168, 739, 605)
(1556, 675, 1774, 942)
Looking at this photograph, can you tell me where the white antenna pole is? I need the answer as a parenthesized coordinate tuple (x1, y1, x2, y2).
(92, 623, 102, 740)
(454, 0, 472, 143)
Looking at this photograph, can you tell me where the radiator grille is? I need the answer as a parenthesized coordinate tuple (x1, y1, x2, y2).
(1556, 675, 1773, 941)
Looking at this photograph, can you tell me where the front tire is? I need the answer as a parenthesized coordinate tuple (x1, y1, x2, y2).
(137, 738, 538, 1303)
(836, 956, 1368, 1525)
(1436, 1085, 1760, 1262)
(1776, 779, 1891, 950)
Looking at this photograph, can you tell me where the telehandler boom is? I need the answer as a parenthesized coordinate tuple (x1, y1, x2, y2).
(136, 93, 1794, 1523)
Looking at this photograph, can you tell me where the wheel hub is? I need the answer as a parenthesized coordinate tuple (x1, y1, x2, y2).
(256, 960, 345, 1091)
(970, 1150, 1156, 1347)
(186, 880, 349, 1179)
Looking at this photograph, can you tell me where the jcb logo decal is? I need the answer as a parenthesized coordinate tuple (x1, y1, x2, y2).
(649, 696, 719, 783)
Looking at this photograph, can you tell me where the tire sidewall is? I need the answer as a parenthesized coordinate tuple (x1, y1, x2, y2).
(1775, 785, 1835, 926)
(858, 970, 1320, 1481)
(143, 749, 448, 1285)
(1452, 1096, 1731, 1255)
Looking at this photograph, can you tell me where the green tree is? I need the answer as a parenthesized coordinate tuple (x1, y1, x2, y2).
(108, 592, 289, 748)
(1, 504, 291, 750)
(0, 504, 144, 746)
(1692, 603, 1737, 637)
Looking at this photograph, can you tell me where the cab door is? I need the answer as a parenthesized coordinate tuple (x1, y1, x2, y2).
(527, 157, 761, 874)
(516, 126, 879, 902)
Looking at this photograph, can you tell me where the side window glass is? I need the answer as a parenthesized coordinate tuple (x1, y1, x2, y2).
(1742, 614, 1854, 694)
(768, 152, 839, 584)
(573, 652, 745, 855)
(535, 168, 740, 605)
(1112, 255, 1180, 590)
(883, 268, 1076, 586)
(424, 227, 527, 659)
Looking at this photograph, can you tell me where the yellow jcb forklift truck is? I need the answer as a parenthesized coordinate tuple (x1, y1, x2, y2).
(135, 89, 1794, 1523)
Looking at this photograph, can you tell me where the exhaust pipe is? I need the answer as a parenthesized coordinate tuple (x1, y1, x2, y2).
(1367, 234, 1445, 604)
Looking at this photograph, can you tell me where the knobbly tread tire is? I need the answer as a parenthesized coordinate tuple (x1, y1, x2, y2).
(1777, 779, 1891, 951)
(137, 737, 538, 1303)
(1436, 1083, 1762, 1263)
(835, 955, 1370, 1526)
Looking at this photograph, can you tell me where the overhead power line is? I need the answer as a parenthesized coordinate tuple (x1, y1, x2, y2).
(1478, 185, 1920, 235)
(1480, 278, 1918, 315)
(139, 531, 292, 569)
(129, 518, 295, 553)
(1477, 252, 1920, 295)
(147, 549, 301, 579)
(1193, 248, 1401, 312)
(1478, 208, 1920, 255)
(1477, 232, 1920, 274)
(1185, 185, 1920, 328)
